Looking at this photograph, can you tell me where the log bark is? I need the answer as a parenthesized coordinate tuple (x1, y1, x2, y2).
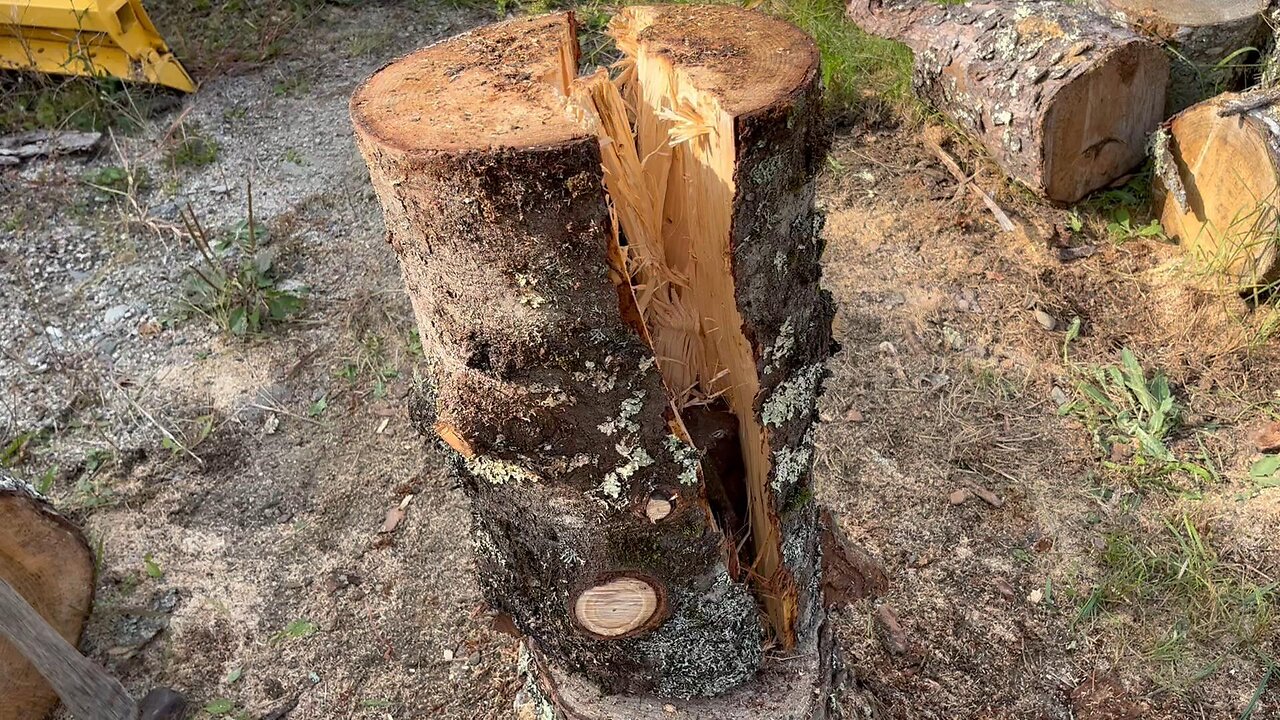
(1153, 89, 1280, 290)
(845, 0, 1169, 203)
(0, 474, 96, 720)
(351, 5, 836, 711)
(1082, 0, 1270, 114)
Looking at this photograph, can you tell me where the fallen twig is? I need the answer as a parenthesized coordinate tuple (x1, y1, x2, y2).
(922, 134, 1017, 233)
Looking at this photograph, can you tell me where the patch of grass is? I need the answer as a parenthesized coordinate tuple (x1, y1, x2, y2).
(1079, 513, 1278, 687)
(166, 124, 220, 169)
(270, 618, 317, 643)
(1073, 166, 1168, 244)
(179, 191, 308, 337)
(0, 75, 166, 134)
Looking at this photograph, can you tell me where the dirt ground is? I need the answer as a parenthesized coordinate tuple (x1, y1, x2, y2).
(2, 2, 1279, 719)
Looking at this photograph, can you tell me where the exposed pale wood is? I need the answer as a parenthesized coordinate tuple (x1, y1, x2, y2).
(0, 476, 97, 720)
(573, 576, 662, 638)
(644, 492, 675, 522)
(846, 0, 1169, 203)
(1155, 90, 1280, 289)
(1084, 0, 1269, 113)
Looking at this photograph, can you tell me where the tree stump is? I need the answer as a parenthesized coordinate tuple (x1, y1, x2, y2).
(351, 5, 837, 716)
(1153, 90, 1280, 290)
(0, 475, 96, 720)
(845, 0, 1169, 203)
(1082, 0, 1271, 114)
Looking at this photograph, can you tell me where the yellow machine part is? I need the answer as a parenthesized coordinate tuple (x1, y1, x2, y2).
(0, 0, 195, 92)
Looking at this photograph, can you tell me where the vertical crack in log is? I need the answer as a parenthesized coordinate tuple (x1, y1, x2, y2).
(565, 10, 797, 646)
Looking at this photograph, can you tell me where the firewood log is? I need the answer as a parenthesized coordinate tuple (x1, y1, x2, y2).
(846, 0, 1170, 203)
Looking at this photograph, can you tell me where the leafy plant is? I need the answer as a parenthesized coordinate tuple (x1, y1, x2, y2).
(1250, 455, 1280, 489)
(1071, 348, 1182, 462)
(270, 618, 316, 643)
(143, 553, 165, 579)
(1106, 208, 1166, 243)
(179, 190, 307, 337)
(167, 124, 219, 168)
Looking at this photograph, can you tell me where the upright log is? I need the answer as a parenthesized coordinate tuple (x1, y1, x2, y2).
(1082, 0, 1270, 113)
(351, 6, 836, 717)
(1154, 90, 1280, 290)
(0, 475, 97, 720)
(845, 0, 1169, 203)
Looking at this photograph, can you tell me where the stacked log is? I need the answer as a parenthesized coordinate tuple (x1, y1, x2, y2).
(351, 6, 840, 717)
(1083, 0, 1272, 113)
(845, 0, 1169, 203)
(1154, 90, 1280, 290)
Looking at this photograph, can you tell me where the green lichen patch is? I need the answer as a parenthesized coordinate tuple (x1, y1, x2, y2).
(600, 442, 654, 500)
(665, 434, 701, 486)
(763, 317, 797, 375)
(771, 426, 816, 494)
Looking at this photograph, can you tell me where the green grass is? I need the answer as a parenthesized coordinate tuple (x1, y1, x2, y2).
(166, 125, 220, 169)
(1077, 513, 1277, 689)
(1069, 348, 1183, 463)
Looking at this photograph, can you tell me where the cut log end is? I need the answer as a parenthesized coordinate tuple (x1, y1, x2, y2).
(0, 477, 96, 720)
(573, 576, 663, 638)
(1041, 41, 1168, 203)
(1157, 93, 1280, 289)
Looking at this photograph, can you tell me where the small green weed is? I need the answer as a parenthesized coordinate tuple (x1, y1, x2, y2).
(167, 125, 220, 169)
(143, 553, 165, 579)
(179, 192, 308, 337)
(270, 618, 317, 643)
(1069, 348, 1182, 462)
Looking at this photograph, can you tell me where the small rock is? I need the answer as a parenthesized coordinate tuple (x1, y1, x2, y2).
(1027, 588, 1044, 605)
(1253, 421, 1280, 453)
(874, 604, 913, 658)
(1050, 387, 1069, 406)
(465, 652, 482, 667)
(845, 406, 864, 423)
(993, 577, 1015, 600)
(663, 704, 677, 714)
(948, 488, 972, 505)
(878, 341, 897, 355)
(104, 304, 131, 325)
(443, 648, 455, 662)
(1033, 309, 1057, 331)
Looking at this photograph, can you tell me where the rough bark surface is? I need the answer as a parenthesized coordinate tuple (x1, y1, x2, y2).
(1083, 0, 1270, 114)
(1154, 90, 1280, 289)
(846, 0, 1169, 203)
(0, 474, 96, 720)
(351, 6, 835, 710)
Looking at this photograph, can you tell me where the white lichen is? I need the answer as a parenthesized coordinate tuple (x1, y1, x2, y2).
(665, 434, 701, 486)
(761, 363, 824, 428)
(771, 427, 816, 493)
(763, 317, 797, 375)
(465, 455, 540, 485)
(597, 390, 645, 436)
(600, 442, 654, 499)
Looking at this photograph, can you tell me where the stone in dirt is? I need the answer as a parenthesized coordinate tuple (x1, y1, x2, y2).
(1252, 421, 1280, 453)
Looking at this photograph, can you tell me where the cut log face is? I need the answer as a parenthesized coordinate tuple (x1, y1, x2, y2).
(1083, 0, 1269, 113)
(846, 0, 1169, 203)
(0, 476, 96, 720)
(351, 5, 834, 707)
(1155, 92, 1280, 289)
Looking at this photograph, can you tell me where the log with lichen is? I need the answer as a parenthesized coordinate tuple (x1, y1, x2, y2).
(845, 0, 1170, 203)
(1153, 89, 1280, 291)
(1083, 0, 1271, 114)
(352, 6, 841, 716)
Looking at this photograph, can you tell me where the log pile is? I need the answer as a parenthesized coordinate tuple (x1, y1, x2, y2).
(845, 0, 1169, 203)
(1082, 0, 1272, 113)
(352, 6, 840, 717)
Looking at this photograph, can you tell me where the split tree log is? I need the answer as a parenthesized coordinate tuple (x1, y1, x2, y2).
(0, 475, 97, 720)
(1082, 0, 1271, 114)
(352, 5, 837, 717)
(1153, 90, 1280, 290)
(845, 0, 1169, 203)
